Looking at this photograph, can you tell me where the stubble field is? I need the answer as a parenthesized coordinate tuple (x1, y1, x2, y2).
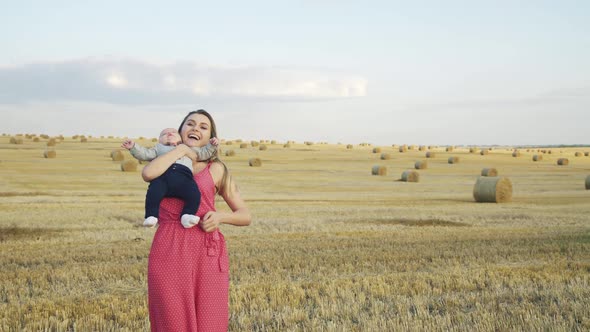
(0, 135, 589, 331)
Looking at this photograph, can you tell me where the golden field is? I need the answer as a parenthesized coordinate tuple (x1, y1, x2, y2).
(1, 135, 589, 331)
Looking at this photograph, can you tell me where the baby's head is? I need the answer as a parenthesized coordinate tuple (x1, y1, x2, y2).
(159, 128, 182, 146)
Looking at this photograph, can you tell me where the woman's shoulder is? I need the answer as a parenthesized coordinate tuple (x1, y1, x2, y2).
(209, 161, 225, 179)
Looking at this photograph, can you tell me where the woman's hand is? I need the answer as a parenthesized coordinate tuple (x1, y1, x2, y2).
(179, 144, 198, 162)
(200, 211, 224, 232)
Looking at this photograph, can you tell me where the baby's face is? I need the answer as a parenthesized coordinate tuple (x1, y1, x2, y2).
(159, 128, 182, 145)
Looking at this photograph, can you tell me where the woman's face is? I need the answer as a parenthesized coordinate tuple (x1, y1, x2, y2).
(180, 113, 212, 147)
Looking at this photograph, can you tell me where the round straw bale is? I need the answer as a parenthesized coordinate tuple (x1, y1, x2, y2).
(532, 154, 543, 161)
(283, 143, 291, 148)
(586, 175, 590, 190)
(225, 141, 233, 145)
(121, 160, 138, 172)
(225, 150, 235, 157)
(512, 151, 521, 157)
(380, 153, 391, 160)
(33, 137, 40, 142)
(446, 146, 454, 152)
(414, 160, 428, 169)
(251, 141, 259, 147)
(10, 137, 24, 144)
(346, 144, 353, 149)
(371, 165, 387, 176)
(557, 158, 569, 166)
(47, 138, 56, 146)
(585, 152, 589, 156)
(481, 168, 498, 176)
(426, 152, 436, 158)
(399, 145, 408, 153)
(448, 156, 459, 164)
(259, 145, 267, 151)
(249, 158, 262, 167)
(271, 140, 277, 145)
(305, 141, 314, 146)
(372, 147, 382, 153)
(409, 145, 416, 150)
(80, 137, 88, 143)
(111, 150, 125, 161)
(401, 170, 419, 182)
(240, 143, 248, 149)
(419, 146, 426, 151)
(469, 147, 477, 153)
(575, 152, 583, 157)
(473, 176, 512, 203)
(44, 150, 56, 158)
(548, 150, 552, 154)
(480, 149, 489, 155)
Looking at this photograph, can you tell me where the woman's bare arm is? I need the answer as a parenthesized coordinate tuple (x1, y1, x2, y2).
(200, 162, 251, 232)
(141, 144, 197, 182)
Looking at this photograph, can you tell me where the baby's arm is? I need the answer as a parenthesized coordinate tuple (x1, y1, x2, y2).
(128, 142, 159, 161)
(191, 138, 219, 161)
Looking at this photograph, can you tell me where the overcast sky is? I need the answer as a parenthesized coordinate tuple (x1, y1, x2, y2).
(2, 1, 589, 145)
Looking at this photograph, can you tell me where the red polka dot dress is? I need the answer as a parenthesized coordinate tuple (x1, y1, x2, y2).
(148, 163, 230, 332)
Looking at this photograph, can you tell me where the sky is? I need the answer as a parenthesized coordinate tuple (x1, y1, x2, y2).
(1, 0, 589, 145)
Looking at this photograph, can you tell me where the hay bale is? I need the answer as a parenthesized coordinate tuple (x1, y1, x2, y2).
(121, 160, 138, 172)
(80, 137, 88, 143)
(380, 153, 391, 160)
(259, 145, 267, 151)
(419, 146, 426, 151)
(371, 165, 387, 176)
(225, 141, 233, 145)
(240, 143, 248, 149)
(111, 150, 125, 161)
(469, 147, 477, 153)
(401, 170, 419, 182)
(9, 137, 23, 144)
(585, 152, 589, 157)
(43, 150, 56, 158)
(575, 152, 583, 157)
(271, 140, 277, 145)
(586, 175, 590, 190)
(225, 150, 235, 157)
(512, 151, 521, 157)
(481, 168, 498, 177)
(446, 146, 454, 152)
(399, 145, 408, 153)
(557, 158, 569, 166)
(47, 138, 56, 146)
(414, 160, 428, 169)
(532, 154, 543, 161)
(448, 156, 459, 164)
(33, 137, 40, 142)
(426, 152, 436, 158)
(372, 147, 382, 153)
(346, 144, 353, 149)
(249, 158, 262, 167)
(473, 176, 512, 203)
(283, 143, 291, 148)
(480, 149, 489, 155)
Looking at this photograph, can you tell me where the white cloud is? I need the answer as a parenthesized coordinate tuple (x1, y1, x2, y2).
(0, 57, 367, 104)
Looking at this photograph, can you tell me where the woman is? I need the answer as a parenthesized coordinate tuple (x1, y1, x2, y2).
(143, 110, 251, 331)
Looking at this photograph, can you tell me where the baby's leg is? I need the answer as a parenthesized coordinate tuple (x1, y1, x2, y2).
(165, 165, 201, 228)
(144, 176, 168, 227)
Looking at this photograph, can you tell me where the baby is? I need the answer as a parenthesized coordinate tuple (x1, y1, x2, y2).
(122, 128, 218, 228)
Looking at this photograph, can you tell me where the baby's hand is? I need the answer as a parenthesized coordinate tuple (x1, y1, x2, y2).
(121, 139, 135, 150)
(209, 137, 219, 146)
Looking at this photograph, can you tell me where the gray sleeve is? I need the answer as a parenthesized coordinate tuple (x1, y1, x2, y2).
(192, 143, 218, 161)
(129, 143, 159, 161)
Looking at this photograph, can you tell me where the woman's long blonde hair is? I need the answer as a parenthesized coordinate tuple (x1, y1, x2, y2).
(178, 109, 233, 196)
